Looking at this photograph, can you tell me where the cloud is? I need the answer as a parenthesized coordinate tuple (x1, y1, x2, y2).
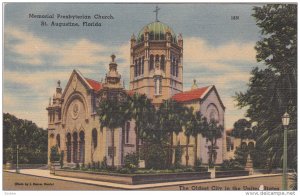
(183, 37, 256, 67)
(5, 26, 108, 66)
(57, 39, 107, 66)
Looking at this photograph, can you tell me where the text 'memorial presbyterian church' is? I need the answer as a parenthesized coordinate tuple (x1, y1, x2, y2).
(47, 8, 226, 167)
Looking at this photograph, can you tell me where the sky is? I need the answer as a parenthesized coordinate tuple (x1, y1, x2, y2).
(3, 3, 264, 129)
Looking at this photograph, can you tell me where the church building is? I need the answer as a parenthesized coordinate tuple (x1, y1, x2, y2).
(47, 10, 226, 167)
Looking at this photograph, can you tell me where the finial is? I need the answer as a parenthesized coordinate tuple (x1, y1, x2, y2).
(191, 79, 198, 90)
(111, 54, 116, 62)
(57, 80, 61, 87)
(153, 5, 160, 22)
(131, 33, 136, 40)
(178, 33, 183, 40)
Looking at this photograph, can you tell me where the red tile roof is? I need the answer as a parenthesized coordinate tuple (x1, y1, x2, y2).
(85, 78, 103, 91)
(126, 90, 136, 96)
(172, 86, 210, 102)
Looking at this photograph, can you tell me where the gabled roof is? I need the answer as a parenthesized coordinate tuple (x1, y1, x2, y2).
(62, 70, 103, 98)
(85, 78, 103, 91)
(172, 85, 226, 110)
(172, 86, 211, 102)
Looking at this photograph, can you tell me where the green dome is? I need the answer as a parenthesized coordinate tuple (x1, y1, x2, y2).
(137, 21, 177, 43)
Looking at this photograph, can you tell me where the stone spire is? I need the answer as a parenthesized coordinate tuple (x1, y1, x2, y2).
(191, 79, 198, 90)
(103, 54, 122, 89)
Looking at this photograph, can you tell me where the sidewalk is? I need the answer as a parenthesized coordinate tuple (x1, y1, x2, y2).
(4, 169, 282, 190)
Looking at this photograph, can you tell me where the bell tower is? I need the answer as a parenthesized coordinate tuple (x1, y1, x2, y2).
(130, 7, 183, 106)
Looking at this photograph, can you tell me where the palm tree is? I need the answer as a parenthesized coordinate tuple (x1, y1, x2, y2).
(97, 98, 130, 168)
(202, 119, 223, 167)
(129, 93, 154, 159)
(184, 109, 208, 166)
(158, 99, 185, 166)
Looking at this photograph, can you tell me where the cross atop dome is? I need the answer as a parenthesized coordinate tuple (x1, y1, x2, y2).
(153, 5, 160, 22)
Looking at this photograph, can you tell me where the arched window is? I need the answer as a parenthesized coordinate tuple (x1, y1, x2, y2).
(134, 60, 138, 77)
(137, 59, 140, 76)
(160, 55, 165, 71)
(150, 55, 154, 71)
(142, 57, 144, 75)
(155, 55, 159, 64)
(173, 59, 176, 76)
(66, 133, 71, 163)
(79, 131, 85, 163)
(175, 60, 179, 77)
(138, 58, 142, 76)
(149, 32, 154, 40)
(72, 132, 78, 163)
(56, 134, 60, 148)
(92, 128, 97, 148)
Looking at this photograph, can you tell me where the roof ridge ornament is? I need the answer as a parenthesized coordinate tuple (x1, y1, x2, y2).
(154, 5, 160, 22)
(111, 54, 116, 63)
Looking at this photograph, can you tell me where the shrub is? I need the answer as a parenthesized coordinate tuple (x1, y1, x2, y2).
(221, 159, 243, 171)
(118, 167, 131, 174)
(76, 163, 80, 169)
(124, 152, 139, 169)
(87, 163, 91, 169)
(96, 161, 100, 169)
(79, 162, 85, 170)
(50, 145, 60, 162)
(145, 142, 168, 170)
(101, 156, 108, 169)
(194, 158, 202, 171)
(183, 167, 195, 172)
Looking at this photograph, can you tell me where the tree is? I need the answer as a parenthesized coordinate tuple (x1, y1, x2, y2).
(3, 113, 48, 164)
(235, 4, 297, 170)
(184, 109, 208, 166)
(97, 98, 131, 167)
(158, 100, 186, 166)
(129, 93, 155, 159)
(202, 119, 223, 167)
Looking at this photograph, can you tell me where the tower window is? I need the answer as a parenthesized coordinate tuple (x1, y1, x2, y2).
(139, 58, 142, 76)
(150, 55, 154, 71)
(142, 57, 144, 74)
(137, 59, 140, 76)
(154, 77, 162, 95)
(176, 60, 179, 77)
(134, 60, 138, 77)
(160, 55, 165, 71)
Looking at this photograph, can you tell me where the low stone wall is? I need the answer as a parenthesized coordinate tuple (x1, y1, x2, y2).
(55, 169, 211, 185)
(216, 170, 249, 178)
